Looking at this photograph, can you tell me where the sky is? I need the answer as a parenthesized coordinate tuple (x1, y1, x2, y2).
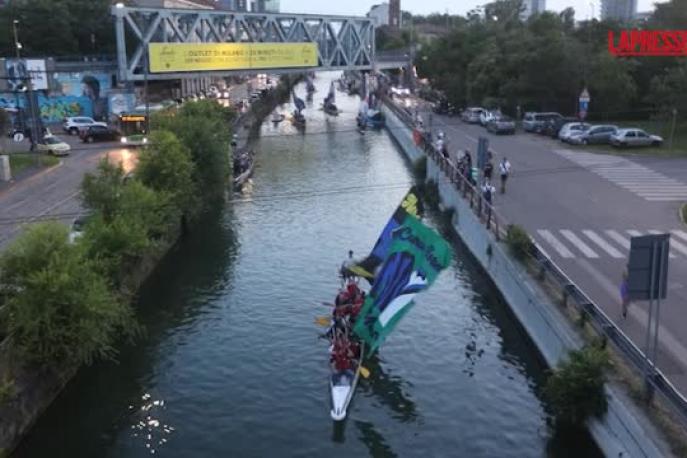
(280, 0, 666, 19)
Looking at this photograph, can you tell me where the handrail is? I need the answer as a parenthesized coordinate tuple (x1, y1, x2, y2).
(382, 95, 687, 424)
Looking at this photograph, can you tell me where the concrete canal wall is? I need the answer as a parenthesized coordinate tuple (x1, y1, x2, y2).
(381, 102, 671, 458)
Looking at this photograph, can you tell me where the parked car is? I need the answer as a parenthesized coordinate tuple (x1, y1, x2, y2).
(610, 128, 663, 148)
(543, 117, 578, 138)
(486, 115, 516, 134)
(35, 135, 71, 156)
(523, 112, 563, 133)
(461, 107, 485, 123)
(80, 125, 121, 143)
(62, 116, 107, 135)
(480, 110, 500, 126)
(569, 125, 618, 145)
(558, 122, 591, 143)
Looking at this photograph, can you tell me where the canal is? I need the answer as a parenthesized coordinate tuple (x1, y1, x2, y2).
(15, 74, 600, 457)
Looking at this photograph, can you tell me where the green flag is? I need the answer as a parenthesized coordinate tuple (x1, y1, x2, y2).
(353, 214, 452, 354)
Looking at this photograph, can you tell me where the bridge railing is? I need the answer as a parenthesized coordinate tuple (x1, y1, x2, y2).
(382, 94, 687, 426)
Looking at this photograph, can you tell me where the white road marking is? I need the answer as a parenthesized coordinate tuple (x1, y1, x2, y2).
(560, 229, 599, 258)
(583, 230, 624, 258)
(672, 230, 687, 244)
(605, 230, 631, 250)
(537, 230, 574, 258)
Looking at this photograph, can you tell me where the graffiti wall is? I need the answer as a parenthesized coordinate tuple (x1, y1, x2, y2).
(53, 72, 111, 120)
(0, 93, 93, 123)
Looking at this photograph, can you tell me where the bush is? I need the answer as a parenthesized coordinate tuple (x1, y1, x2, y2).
(505, 224, 533, 260)
(0, 222, 138, 367)
(543, 345, 610, 426)
(136, 130, 198, 217)
(153, 100, 236, 204)
(81, 159, 127, 223)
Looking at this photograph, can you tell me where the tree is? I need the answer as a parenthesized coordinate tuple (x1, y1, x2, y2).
(0, 222, 137, 367)
(543, 345, 609, 426)
(648, 60, 687, 120)
(0, 0, 115, 57)
(136, 130, 198, 217)
(81, 159, 127, 223)
(153, 101, 235, 204)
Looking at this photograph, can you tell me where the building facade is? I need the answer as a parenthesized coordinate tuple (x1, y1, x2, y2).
(367, 2, 401, 27)
(601, 0, 637, 21)
(519, 0, 546, 20)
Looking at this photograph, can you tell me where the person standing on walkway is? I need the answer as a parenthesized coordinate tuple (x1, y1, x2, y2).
(483, 158, 494, 182)
(499, 157, 511, 194)
(620, 268, 631, 318)
(481, 181, 496, 228)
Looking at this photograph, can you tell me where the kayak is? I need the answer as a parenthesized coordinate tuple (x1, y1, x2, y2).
(330, 342, 364, 421)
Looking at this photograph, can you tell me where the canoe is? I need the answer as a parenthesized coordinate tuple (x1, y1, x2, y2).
(330, 342, 364, 421)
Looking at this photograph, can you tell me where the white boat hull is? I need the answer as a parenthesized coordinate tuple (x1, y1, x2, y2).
(329, 343, 363, 421)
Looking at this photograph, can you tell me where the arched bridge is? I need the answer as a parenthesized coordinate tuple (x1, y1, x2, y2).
(112, 5, 412, 81)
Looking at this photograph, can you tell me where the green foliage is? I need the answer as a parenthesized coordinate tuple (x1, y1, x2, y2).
(81, 160, 127, 222)
(0, 376, 16, 404)
(416, 0, 685, 118)
(153, 100, 235, 204)
(544, 345, 610, 426)
(137, 130, 198, 217)
(505, 224, 533, 260)
(0, 0, 115, 57)
(0, 223, 137, 367)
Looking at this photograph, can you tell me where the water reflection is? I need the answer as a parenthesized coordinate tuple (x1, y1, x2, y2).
(354, 421, 397, 458)
(361, 355, 418, 423)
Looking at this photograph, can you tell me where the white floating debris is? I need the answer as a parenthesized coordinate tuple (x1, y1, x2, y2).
(153, 400, 160, 406)
(148, 420, 160, 427)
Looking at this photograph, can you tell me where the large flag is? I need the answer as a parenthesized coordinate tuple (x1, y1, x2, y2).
(353, 214, 452, 354)
(347, 187, 423, 281)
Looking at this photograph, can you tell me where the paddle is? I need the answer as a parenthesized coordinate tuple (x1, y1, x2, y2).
(315, 316, 331, 327)
(359, 366, 370, 379)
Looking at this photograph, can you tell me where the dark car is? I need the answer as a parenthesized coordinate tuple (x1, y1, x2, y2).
(543, 117, 578, 138)
(486, 115, 516, 134)
(433, 100, 456, 116)
(80, 125, 121, 143)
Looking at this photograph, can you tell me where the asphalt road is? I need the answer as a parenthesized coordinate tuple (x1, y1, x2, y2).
(0, 135, 133, 250)
(424, 110, 687, 393)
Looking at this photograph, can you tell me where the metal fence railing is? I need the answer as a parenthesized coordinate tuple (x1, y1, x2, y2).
(383, 95, 687, 425)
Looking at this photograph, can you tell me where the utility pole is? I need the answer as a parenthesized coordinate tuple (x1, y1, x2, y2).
(669, 108, 677, 153)
(144, 48, 150, 134)
(13, 19, 41, 153)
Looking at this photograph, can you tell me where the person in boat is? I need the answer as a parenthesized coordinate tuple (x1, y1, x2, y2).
(340, 250, 356, 279)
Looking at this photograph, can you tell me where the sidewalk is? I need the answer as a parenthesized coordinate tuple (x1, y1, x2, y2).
(423, 109, 687, 395)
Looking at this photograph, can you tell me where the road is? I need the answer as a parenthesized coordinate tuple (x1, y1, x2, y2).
(423, 108, 687, 393)
(0, 136, 134, 250)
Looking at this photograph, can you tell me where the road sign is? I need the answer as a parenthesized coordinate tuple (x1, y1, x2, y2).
(477, 137, 489, 170)
(13, 132, 24, 143)
(627, 233, 669, 301)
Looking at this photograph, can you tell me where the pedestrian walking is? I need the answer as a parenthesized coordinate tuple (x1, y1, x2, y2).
(483, 159, 494, 181)
(482, 181, 496, 228)
(499, 157, 511, 194)
(620, 269, 631, 318)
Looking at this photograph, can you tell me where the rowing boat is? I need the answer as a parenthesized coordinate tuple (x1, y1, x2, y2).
(330, 342, 364, 421)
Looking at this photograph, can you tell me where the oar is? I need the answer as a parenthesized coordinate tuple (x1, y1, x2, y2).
(359, 365, 370, 379)
(315, 316, 331, 327)
(320, 302, 335, 307)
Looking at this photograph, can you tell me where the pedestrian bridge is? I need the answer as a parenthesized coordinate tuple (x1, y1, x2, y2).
(113, 5, 411, 81)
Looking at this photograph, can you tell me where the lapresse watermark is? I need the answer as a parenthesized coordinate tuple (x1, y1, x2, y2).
(608, 30, 687, 56)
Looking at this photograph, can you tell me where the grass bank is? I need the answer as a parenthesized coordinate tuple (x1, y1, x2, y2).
(8, 153, 59, 177)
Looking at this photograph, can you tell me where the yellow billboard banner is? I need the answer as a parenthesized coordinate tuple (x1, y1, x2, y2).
(148, 42, 318, 73)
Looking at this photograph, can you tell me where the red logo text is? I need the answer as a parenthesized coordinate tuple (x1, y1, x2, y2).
(608, 30, 687, 56)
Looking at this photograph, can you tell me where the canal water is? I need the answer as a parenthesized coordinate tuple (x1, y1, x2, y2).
(15, 74, 600, 457)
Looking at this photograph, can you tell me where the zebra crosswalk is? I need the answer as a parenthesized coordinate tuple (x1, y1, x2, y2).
(535, 229, 687, 260)
(553, 149, 687, 201)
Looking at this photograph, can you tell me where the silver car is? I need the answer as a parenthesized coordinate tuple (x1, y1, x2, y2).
(569, 125, 618, 145)
(461, 107, 485, 124)
(610, 128, 663, 148)
(558, 122, 591, 142)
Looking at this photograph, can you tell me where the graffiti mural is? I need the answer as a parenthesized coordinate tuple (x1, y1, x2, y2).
(53, 72, 111, 120)
(0, 93, 93, 123)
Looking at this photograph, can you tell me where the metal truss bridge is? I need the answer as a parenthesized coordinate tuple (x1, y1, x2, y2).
(113, 5, 410, 81)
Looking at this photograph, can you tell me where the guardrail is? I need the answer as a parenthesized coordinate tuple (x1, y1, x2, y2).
(383, 94, 687, 425)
